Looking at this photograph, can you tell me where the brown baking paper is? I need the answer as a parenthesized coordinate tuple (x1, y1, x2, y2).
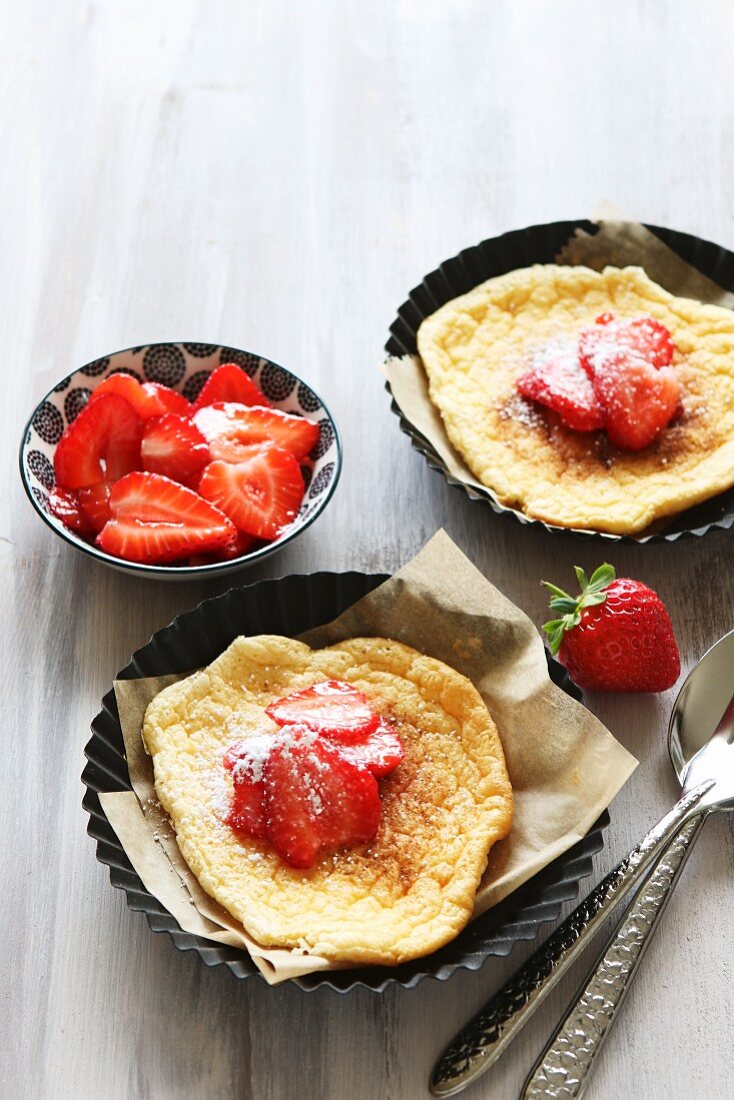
(384, 214, 734, 511)
(100, 531, 636, 983)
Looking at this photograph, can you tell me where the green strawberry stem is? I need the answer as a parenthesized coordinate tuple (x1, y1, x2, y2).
(542, 563, 617, 655)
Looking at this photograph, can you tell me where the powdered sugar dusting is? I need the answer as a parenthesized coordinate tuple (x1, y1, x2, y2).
(307, 787, 324, 816)
(200, 760, 231, 825)
(514, 337, 603, 432)
(270, 723, 319, 752)
(528, 335, 578, 366)
(225, 724, 319, 787)
(500, 392, 546, 429)
(269, 725, 326, 815)
(230, 734, 276, 784)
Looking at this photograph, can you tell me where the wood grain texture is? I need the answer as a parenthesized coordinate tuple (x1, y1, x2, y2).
(2, 1, 734, 1097)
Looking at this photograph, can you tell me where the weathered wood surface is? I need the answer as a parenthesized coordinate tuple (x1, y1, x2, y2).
(2, 2, 733, 1097)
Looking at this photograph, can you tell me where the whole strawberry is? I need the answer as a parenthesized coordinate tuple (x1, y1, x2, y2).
(543, 564, 680, 693)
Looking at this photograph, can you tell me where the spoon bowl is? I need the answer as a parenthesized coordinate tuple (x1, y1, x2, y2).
(432, 628, 734, 1097)
(518, 631, 734, 1097)
(669, 626, 734, 780)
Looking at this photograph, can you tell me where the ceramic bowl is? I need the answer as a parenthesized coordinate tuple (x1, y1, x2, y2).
(20, 342, 342, 579)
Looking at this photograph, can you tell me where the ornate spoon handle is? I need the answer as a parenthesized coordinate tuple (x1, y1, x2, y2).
(521, 813, 704, 1099)
(430, 781, 712, 1097)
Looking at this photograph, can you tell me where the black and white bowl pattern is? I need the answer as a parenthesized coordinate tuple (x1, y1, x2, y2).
(20, 343, 342, 579)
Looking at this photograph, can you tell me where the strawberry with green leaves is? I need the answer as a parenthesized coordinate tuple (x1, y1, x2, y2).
(543, 564, 680, 693)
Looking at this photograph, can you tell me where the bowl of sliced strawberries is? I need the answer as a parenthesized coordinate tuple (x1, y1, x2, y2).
(20, 342, 341, 578)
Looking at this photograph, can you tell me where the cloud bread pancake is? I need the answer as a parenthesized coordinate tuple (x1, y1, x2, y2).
(417, 264, 734, 534)
(143, 635, 513, 966)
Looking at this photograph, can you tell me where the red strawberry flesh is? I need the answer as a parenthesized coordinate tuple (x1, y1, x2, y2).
(48, 488, 94, 535)
(579, 313, 675, 376)
(193, 402, 319, 461)
(224, 737, 271, 840)
(591, 349, 680, 451)
(77, 482, 112, 533)
(223, 683, 403, 866)
(54, 393, 143, 489)
(517, 346, 604, 432)
(97, 471, 236, 564)
(266, 679, 380, 741)
(187, 530, 256, 566)
(333, 719, 405, 777)
(192, 364, 272, 411)
(140, 413, 210, 487)
(263, 730, 381, 869)
(198, 448, 305, 540)
(98, 518, 234, 564)
(88, 374, 191, 419)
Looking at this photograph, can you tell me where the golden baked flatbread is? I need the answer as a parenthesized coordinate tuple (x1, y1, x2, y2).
(143, 635, 513, 966)
(417, 264, 734, 534)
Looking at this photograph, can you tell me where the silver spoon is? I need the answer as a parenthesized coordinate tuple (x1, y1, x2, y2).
(520, 629, 734, 1098)
(431, 629, 734, 1097)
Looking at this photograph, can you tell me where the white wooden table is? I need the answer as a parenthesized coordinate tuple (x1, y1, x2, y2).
(3, 2, 734, 1097)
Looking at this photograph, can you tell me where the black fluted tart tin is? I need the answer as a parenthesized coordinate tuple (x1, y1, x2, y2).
(83, 570, 608, 992)
(385, 220, 734, 544)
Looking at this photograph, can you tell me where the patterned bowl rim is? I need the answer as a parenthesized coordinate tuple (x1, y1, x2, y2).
(19, 340, 343, 577)
(384, 219, 734, 545)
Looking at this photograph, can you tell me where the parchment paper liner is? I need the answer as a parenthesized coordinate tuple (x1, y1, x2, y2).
(384, 216, 734, 518)
(99, 531, 636, 984)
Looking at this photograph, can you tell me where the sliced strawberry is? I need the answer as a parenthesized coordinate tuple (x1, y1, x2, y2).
(187, 531, 256, 566)
(579, 314, 675, 376)
(198, 448, 305, 540)
(193, 402, 319, 461)
(192, 364, 272, 411)
(227, 782, 266, 838)
(266, 679, 380, 741)
(86, 374, 143, 411)
(48, 488, 94, 535)
(48, 482, 110, 536)
(88, 374, 191, 419)
(140, 381, 191, 417)
(106, 470, 220, 522)
(223, 737, 272, 840)
(517, 346, 604, 432)
(77, 482, 112, 533)
(140, 414, 210, 488)
(591, 349, 681, 451)
(263, 731, 381, 869)
(54, 393, 143, 490)
(332, 719, 405, 778)
(98, 517, 235, 564)
(97, 471, 236, 564)
(219, 530, 256, 559)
